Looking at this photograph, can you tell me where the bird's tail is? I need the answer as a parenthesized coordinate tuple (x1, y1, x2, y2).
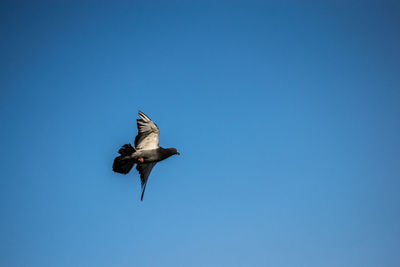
(112, 144, 136, 174)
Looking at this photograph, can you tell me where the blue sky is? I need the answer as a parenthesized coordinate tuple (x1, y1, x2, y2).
(1, 1, 399, 266)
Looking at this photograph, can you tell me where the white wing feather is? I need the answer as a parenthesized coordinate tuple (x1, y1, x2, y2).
(135, 111, 160, 150)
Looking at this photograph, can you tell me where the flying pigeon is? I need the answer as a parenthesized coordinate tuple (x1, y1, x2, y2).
(112, 111, 180, 201)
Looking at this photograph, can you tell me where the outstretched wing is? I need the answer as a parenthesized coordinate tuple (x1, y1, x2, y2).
(136, 162, 157, 201)
(135, 111, 160, 150)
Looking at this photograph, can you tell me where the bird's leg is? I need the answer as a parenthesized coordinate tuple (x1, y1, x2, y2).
(138, 157, 144, 163)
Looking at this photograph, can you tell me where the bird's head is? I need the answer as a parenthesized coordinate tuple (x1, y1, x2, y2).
(171, 148, 180, 155)
(162, 147, 180, 158)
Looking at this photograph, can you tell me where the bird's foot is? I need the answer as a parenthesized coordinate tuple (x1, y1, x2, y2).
(138, 157, 144, 163)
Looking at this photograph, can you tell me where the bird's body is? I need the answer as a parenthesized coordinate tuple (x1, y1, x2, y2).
(124, 148, 179, 164)
(112, 111, 179, 201)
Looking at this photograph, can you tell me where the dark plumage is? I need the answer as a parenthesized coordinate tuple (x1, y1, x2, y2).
(112, 111, 180, 201)
(112, 144, 136, 174)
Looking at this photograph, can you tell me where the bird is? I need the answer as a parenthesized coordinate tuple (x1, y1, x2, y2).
(112, 111, 180, 201)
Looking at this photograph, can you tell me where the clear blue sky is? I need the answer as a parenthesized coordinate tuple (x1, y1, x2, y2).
(1, 1, 399, 266)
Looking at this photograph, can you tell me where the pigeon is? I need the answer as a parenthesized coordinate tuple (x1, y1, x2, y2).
(112, 111, 180, 201)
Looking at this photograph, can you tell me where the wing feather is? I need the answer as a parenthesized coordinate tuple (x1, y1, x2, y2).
(134, 111, 160, 150)
(136, 162, 157, 201)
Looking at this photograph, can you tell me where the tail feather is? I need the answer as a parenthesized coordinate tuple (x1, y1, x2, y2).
(113, 144, 136, 174)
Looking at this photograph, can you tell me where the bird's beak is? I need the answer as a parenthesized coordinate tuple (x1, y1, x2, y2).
(177, 152, 180, 155)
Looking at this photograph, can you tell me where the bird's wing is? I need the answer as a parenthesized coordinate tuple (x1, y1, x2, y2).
(136, 162, 157, 201)
(134, 111, 160, 150)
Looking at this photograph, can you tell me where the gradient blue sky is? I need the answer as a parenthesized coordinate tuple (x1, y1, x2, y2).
(1, 1, 400, 266)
